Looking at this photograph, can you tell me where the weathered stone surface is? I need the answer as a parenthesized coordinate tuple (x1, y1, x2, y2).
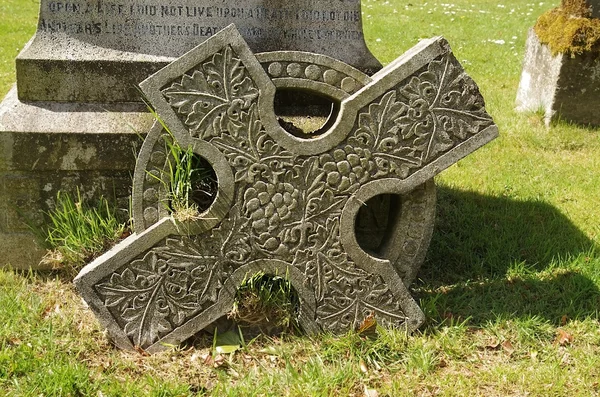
(17, 0, 380, 102)
(74, 26, 498, 351)
(516, 28, 600, 126)
(2, 0, 382, 269)
(587, 0, 600, 18)
(0, 87, 153, 269)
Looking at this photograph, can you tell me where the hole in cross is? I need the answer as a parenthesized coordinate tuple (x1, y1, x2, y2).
(354, 194, 402, 258)
(274, 89, 340, 138)
(168, 153, 218, 216)
(228, 272, 301, 338)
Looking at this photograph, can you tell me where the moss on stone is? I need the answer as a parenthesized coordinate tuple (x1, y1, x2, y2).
(534, 0, 600, 56)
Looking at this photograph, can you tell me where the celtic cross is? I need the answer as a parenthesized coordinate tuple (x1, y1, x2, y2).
(75, 25, 497, 352)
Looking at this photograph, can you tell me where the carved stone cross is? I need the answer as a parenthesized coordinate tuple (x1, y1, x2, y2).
(75, 26, 497, 352)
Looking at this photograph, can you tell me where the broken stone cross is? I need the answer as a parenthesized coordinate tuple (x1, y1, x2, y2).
(74, 25, 498, 352)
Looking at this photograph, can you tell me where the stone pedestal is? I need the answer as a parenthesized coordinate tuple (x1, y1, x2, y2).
(16, 0, 381, 103)
(516, 28, 600, 127)
(0, 88, 152, 268)
(1, 0, 381, 269)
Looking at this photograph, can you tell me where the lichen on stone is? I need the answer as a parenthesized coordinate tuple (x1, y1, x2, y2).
(534, 0, 600, 56)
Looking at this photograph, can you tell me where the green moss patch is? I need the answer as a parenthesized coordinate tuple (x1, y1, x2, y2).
(534, 0, 600, 56)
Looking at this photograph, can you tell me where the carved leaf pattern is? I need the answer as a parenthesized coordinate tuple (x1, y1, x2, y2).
(210, 105, 294, 184)
(318, 272, 407, 331)
(96, 206, 252, 348)
(162, 46, 258, 138)
(347, 54, 493, 181)
(97, 252, 177, 347)
(299, 244, 408, 330)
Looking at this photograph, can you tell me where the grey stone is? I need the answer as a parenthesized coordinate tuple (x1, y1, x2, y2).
(0, 87, 153, 269)
(1, 0, 380, 269)
(4, 0, 377, 268)
(17, 0, 380, 102)
(516, 28, 600, 127)
(74, 26, 498, 351)
(587, 0, 600, 18)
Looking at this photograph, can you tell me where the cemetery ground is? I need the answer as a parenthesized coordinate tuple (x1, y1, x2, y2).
(1, 0, 600, 395)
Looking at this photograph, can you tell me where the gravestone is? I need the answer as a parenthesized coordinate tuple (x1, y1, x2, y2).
(74, 26, 498, 351)
(17, 0, 381, 102)
(0, 0, 380, 269)
(516, 1, 600, 126)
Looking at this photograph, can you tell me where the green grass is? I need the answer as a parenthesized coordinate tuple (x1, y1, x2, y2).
(230, 272, 300, 334)
(2, 0, 600, 395)
(161, 130, 217, 222)
(38, 189, 127, 271)
(0, 0, 38, 93)
(145, 110, 218, 222)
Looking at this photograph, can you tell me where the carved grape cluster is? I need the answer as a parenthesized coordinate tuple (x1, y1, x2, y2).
(319, 145, 376, 192)
(243, 181, 300, 249)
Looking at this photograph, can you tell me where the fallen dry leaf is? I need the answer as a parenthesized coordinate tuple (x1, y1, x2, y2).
(242, 354, 253, 363)
(42, 304, 61, 319)
(554, 329, 574, 346)
(485, 339, 501, 350)
(363, 385, 379, 397)
(359, 358, 368, 374)
(501, 340, 515, 356)
(201, 353, 212, 365)
(133, 345, 150, 356)
(212, 354, 227, 368)
(201, 353, 227, 368)
(560, 315, 568, 326)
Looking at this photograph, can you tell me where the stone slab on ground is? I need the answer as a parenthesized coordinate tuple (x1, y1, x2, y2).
(75, 26, 498, 351)
(17, 0, 381, 102)
(516, 28, 600, 127)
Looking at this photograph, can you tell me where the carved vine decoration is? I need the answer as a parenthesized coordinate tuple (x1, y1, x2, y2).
(349, 55, 494, 178)
(95, 205, 251, 348)
(163, 45, 259, 139)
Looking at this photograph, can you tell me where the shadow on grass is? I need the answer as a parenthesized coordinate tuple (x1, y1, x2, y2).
(417, 186, 600, 326)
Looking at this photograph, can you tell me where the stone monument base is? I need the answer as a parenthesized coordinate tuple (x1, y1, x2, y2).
(0, 86, 153, 269)
(516, 28, 600, 127)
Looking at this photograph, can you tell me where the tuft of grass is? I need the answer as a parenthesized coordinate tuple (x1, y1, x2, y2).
(146, 111, 218, 222)
(39, 189, 126, 270)
(229, 272, 300, 336)
(163, 135, 217, 222)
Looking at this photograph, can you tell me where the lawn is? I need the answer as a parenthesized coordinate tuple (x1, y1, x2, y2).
(1, 0, 600, 396)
